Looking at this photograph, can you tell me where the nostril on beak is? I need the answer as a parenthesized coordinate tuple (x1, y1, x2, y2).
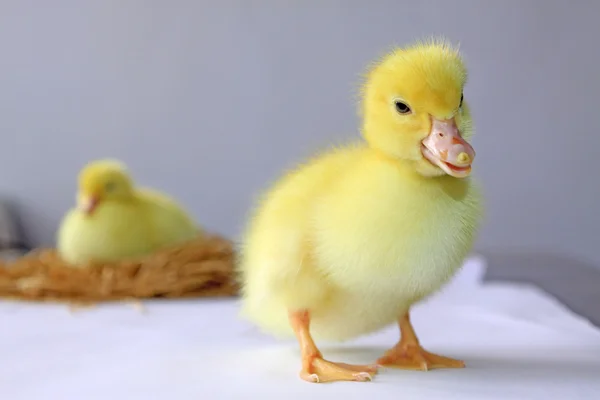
(437, 132, 444, 138)
(457, 152, 470, 164)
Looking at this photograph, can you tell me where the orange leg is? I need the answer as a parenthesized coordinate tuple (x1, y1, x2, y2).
(289, 310, 378, 383)
(376, 312, 465, 371)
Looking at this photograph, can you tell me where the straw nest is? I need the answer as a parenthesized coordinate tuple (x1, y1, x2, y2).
(0, 234, 238, 304)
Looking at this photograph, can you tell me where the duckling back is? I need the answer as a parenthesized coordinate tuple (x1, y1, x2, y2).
(137, 188, 200, 247)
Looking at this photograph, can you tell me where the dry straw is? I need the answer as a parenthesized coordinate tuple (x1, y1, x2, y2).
(0, 235, 238, 304)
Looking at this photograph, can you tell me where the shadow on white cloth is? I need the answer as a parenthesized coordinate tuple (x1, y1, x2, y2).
(2, 256, 599, 399)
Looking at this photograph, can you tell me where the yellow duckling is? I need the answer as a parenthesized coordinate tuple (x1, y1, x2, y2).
(238, 38, 483, 383)
(57, 159, 201, 266)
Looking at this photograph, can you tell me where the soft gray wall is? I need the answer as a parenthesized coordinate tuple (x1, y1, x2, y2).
(1, 1, 599, 265)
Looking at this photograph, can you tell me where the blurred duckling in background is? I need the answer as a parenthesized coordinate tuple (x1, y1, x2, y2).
(57, 159, 201, 266)
(239, 38, 482, 383)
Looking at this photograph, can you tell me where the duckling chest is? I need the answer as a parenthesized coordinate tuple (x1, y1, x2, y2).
(59, 205, 155, 257)
(312, 170, 481, 299)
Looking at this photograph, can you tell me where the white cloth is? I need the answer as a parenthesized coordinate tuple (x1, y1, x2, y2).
(2, 256, 600, 400)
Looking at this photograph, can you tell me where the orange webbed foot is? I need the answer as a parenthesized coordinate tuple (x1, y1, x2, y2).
(376, 345, 465, 371)
(300, 355, 378, 383)
(289, 309, 378, 383)
(376, 312, 466, 371)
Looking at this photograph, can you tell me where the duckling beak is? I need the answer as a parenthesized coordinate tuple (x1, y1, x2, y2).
(78, 195, 100, 216)
(421, 117, 475, 178)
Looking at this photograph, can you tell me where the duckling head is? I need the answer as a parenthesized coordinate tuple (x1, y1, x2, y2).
(360, 37, 475, 178)
(76, 159, 135, 216)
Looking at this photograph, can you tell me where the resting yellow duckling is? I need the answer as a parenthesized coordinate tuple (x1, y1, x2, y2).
(57, 159, 200, 266)
(238, 38, 482, 383)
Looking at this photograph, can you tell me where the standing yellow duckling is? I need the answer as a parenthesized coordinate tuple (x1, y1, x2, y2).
(57, 159, 201, 266)
(238, 38, 483, 383)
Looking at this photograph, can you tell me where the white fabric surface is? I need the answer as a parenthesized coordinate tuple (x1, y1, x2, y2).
(2, 256, 600, 399)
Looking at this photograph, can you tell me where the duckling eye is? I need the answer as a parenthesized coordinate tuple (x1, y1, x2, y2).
(459, 93, 464, 108)
(394, 101, 411, 114)
(105, 181, 116, 192)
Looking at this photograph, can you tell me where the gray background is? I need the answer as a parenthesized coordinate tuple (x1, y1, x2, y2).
(1, 0, 599, 268)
